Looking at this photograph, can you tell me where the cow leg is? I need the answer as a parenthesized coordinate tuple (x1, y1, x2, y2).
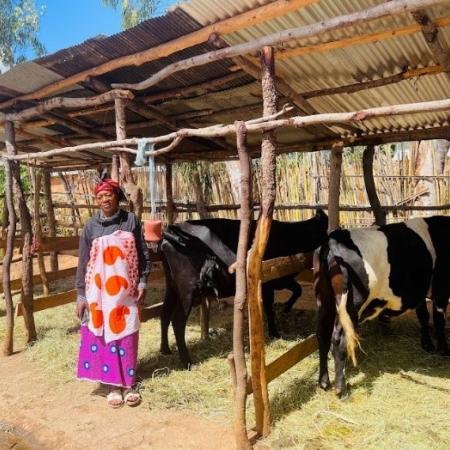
(317, 299, 335, 391)
(332, 323, 349, 400)
(415, 300, 434, 353)
(432, 300, 449, 356)
(171, 297, 193, 369)
(283, 280, 303, 313)
(262, 286, 280, 339)
(160, 284, 176, 355)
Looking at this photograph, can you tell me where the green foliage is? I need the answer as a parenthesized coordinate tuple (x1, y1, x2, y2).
(0, 0, 45, 65)
(101, 0, 159, 29)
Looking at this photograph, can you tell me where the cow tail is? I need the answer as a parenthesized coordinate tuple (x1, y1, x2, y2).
(326, 246, 360, 366)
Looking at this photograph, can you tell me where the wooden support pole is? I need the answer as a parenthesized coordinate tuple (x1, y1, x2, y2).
(363, 145, 386, 226)
(43, 169, 58, 271)
(7, 122, 37, 344)
(59, 173, 79, 236)
(165, 162, 175, 225)
(114, 98, 143, 219)
(328, 142, 343, 233)
(232, 121, 252, 449)
(247, 46, 277, 438)
(193, 165, 209, 219)
(2, 125, 16, 355)
(33, 169, 49, 295)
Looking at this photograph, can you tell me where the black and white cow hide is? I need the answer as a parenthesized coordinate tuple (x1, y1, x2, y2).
(314, 215, 450, 399)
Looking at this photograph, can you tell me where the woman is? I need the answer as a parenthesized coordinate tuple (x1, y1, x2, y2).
(75, 178, 151, 408)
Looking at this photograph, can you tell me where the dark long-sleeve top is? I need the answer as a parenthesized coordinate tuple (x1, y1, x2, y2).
(75, 209, 151, 299)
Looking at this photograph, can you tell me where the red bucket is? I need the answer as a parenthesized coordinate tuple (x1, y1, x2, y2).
(144, 220, 162, 242)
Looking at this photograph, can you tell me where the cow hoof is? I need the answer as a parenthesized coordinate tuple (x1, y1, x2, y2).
(319, 379, 331, 391)
(336, 387, 350, 401)
(187, 362, 198, 371)
(160, 348, 172, 356)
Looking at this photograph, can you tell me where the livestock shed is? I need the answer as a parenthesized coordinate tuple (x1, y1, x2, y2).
(0, 0, 449, 447)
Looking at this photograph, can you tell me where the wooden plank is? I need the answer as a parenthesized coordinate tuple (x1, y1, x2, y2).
(140, 302, 163, 322)
(15, 289, 77, 317)
(246, 335, 318, 395)
(0, 236, 79, 252)
(0, 267, 77, 294)
(261, 252, 313, 283)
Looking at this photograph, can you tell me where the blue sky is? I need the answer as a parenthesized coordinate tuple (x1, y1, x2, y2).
(33, 0, 177, 56)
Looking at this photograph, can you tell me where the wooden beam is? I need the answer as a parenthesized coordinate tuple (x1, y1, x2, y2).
(5, 98, 450, 162)
(140, 302, 163, 322)
(16, 289, 77, 316)
(412, 10, 450, 81)
(261, 252, 313, 283)
(43, 169, 59, 271)
(0, 0, 319, 109)
(0, 236, 79, 252)
(246, 335, 318, 395)
(112, 0, 446, 91)
(165, 162, 175, 225)
(276, 15, 450, 61)
(143, 71, 248, 103)
(0, 267, 77, 294)
(0, 90, 133, 123)
(300, 65, 444, 99)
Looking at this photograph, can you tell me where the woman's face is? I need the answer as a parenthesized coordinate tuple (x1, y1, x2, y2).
(95, 190, 119, 216)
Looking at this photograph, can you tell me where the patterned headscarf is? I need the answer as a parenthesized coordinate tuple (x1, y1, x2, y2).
(94, 179, 125, 201)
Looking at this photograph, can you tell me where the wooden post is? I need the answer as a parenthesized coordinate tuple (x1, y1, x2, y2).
(43, 169, 58, 271)
(200, 297, 211, 341)
(7, 121, 37, 344)
(114, 98, 143, 219)
(59, 173, 79, 236)
(111, 155, 119, 182)
(328, 142, 344, 233)
(2, 126, 16, 355)
(247, 46, 277, 438)
(363, 145, 386, 225)
(193, 165, 209, 219)
(165, 161, 175, 225)
(33, 169, 49, 295)
(231, 120, 252, 449)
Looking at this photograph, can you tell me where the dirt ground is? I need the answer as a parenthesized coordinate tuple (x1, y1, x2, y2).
(1, 257, 236, 450)
(0, 351, 234, 450)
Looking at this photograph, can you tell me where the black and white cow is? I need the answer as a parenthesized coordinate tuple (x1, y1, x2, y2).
(314, 215, 450, 399)
(161, 210, 328, 368)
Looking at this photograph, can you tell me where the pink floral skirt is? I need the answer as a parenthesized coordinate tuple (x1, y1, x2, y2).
(77, 325, 139, 388)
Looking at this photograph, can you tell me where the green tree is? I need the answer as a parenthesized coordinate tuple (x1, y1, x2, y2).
(0, 0, 45, 66)
(101, 0, 159, 29)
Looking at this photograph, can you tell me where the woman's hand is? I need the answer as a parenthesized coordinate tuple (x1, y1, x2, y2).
(76, 300, 87, 320)
(137, 288, 146, 307)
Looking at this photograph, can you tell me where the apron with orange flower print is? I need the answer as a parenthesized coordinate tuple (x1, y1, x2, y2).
(77, 230, 140, 388)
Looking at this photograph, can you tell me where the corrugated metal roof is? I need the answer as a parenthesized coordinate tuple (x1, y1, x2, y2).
(181, 0, 450, 134)
(0, 0, 449, 167)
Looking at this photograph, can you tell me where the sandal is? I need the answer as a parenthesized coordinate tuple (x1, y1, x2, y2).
(107, 388, 124, 408)
(123, 389, 141, 407)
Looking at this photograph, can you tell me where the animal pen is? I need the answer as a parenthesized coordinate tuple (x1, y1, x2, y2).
(0, 0, 449, 447)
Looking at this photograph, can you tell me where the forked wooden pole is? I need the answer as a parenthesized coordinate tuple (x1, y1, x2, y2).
(115, 98, 143, 218)
(247, 46, 277, 438)
(7, 122, 37, 343)
(328, 142, 344, 233)
(2, 124, 16, 355)
(363, 145, 386, 225)
(231, 120, 252, 449)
